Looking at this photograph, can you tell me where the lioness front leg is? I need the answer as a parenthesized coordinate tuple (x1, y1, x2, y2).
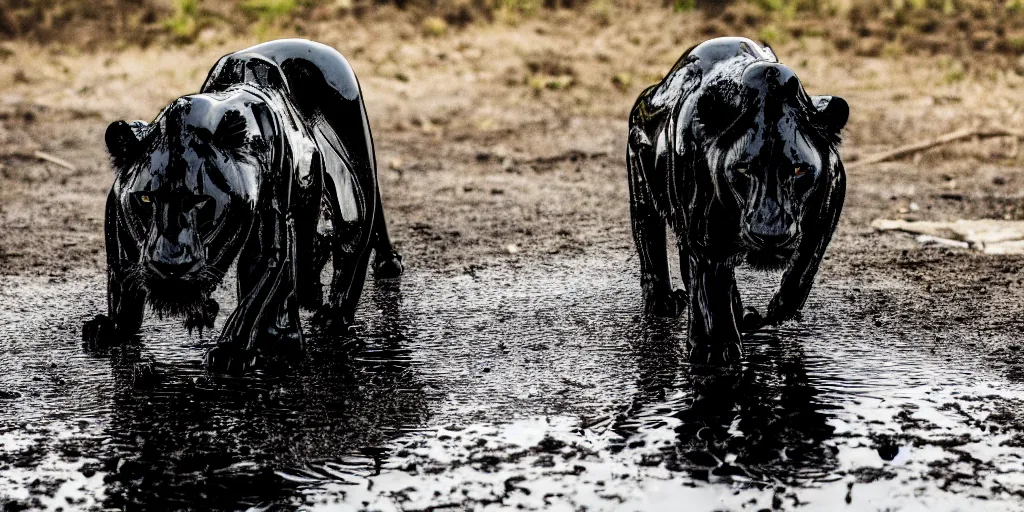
(314, 241, 372, 333)
(83, 193, 146, 349)
(766, 175, 845, 326)
(83, 269, 146, 349)
(686, 253, 743, 364)
(628, 129, 686, 317)
(206, 214, 303, 373)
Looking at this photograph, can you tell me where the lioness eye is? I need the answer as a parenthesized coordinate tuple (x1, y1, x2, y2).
(794, 166, 806, 176)
(140, 194, 152, 203)
(735, 166, 748, 174)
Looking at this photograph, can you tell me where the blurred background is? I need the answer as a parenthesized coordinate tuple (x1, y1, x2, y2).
(1, 0, 1023, 276)
(7, 0, 1024, 57)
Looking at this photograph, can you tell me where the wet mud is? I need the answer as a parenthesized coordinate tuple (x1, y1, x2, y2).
(1, 253, 1022, 511)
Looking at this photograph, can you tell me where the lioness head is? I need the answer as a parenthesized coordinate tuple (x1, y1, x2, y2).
(106, 91, 270, 316)
(696, 60, 848, 264)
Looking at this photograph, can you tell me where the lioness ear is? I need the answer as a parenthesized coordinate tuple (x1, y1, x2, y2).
(105, 120, 143, 170)
(213, 109, 249, 150)
(695, 89, 742, 136)
(812, 95, 849, 135)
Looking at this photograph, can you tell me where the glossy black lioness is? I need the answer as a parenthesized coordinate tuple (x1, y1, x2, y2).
(82, 39, 404, 372)
(627, 37, 848, 363)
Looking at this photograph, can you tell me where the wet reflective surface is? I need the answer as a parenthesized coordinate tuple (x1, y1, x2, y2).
(2, 254, 1023, 510)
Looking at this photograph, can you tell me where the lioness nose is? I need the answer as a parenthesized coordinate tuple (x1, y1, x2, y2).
(149, 259, 198, 278)
(748, 231, 794, 248)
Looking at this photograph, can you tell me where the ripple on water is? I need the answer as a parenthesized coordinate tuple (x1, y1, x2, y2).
(0, 255, 1022, 510)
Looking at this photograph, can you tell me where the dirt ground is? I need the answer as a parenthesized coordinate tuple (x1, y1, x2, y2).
(2, 7, 1023, 362)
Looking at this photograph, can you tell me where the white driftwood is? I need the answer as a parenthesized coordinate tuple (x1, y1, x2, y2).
(872, 218, 1024, 254)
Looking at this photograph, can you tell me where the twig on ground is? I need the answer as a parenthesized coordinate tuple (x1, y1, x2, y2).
(31, 151, 77, 171)
(848, 126, 1024, 170)
(0, 150, 77, 171)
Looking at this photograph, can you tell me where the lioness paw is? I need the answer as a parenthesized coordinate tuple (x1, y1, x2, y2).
(688, 341, 743, 366)
(312, 307, 357, 334)
(740, 306, 764, 332)
(205, 340, 300, 375)
(765, 299, 803, 326)
(373, 251, 404, 280)
(82, 314, 120, 350)
(206, 320, 302, 374)
(643, 286, 688, 318)
(184, 299, 220, 334)
(204, 345, 251, 374)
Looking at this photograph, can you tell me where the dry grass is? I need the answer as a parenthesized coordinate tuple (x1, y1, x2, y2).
(1, 5, 1024, 276)
(4, 0, 1024, 61)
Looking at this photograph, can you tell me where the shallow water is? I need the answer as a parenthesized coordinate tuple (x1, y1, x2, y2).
(1, 254, 1022, 510)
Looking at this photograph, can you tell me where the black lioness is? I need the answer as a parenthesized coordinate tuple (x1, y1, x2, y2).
(82, 39, 404, 372)
(627, 37, 848, 363)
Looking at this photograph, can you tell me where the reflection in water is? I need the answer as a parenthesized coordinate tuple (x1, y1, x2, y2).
(616, 319, 838, 486)
(98, 279, 428, 509)
(319, 262, 1024, 510)
(2, 256, 1023, 510)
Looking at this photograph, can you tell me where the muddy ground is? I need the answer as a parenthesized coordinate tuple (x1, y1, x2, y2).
(1, 6, 1024, 511)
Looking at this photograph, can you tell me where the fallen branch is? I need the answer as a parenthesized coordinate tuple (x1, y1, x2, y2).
(31, 151, 77, 171)
(0, 150, 77, 172)
(847, 126, 1024, 170)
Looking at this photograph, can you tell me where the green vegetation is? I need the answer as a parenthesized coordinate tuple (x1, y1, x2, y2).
(673, 0, 697, 12)
(422, 16, 449, 37)
(502, 0, 544, 15)
(757, 24, 787, 46)
(240, 0, 299, 22)
(3, 0, 1024, 59)
(163, 0, 200, 41)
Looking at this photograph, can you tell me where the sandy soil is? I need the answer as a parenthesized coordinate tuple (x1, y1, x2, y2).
(0, 7, 1023, 371)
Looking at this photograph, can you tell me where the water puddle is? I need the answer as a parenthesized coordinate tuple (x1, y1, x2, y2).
(1, 253, 1022, 510)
